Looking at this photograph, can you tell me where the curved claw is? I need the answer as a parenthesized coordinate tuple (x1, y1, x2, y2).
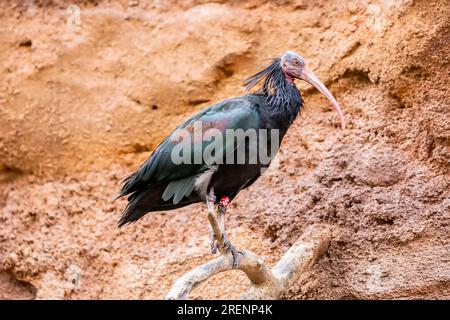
(209, 226, 218, 254)
(211, 239, 218, 254)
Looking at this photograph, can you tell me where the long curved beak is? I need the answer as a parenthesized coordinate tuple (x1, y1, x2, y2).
(298, 68, 345, 130)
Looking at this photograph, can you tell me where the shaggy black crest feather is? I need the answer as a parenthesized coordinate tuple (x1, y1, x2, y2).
(244, 58, 303, 125)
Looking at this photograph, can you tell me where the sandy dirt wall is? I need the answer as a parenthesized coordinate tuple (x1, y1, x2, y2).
(0, 0, 449, 299)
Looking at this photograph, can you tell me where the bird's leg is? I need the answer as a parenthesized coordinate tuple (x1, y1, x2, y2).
(217, 196, 231, 249)
(206, 191, 226, 252)
(206, 193, 240, 268)
(217, 200, 241, 268)
(208, 224, 218, 254)
(207, 192, 219, 254)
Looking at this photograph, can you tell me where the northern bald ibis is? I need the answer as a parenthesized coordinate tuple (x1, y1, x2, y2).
(117, 51, 345, 267)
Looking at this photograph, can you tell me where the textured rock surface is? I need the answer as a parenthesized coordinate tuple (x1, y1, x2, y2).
(0, 0, 448, 299)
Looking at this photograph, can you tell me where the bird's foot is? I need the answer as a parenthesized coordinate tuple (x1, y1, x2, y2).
(209, 233, 242, 268)
(223, 240, 241, 269)
(221, 233, 242, 268)
(210, 232, 218, 254)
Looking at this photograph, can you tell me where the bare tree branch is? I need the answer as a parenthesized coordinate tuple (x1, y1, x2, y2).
(166, 224, 331, 300)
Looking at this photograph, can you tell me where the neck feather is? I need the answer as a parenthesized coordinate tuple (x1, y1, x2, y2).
(244, 58, 304, 126)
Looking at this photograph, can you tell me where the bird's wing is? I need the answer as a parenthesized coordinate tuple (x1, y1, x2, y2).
(118, 96, 261, 199)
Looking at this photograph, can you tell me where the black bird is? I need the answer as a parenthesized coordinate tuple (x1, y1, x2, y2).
(117, 51, 345, 266)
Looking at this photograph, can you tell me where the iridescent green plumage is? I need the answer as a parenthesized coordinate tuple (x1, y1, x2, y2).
(118, 58, 303, 227)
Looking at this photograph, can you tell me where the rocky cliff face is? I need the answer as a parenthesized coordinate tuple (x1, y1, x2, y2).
(0, 0, 448, 299)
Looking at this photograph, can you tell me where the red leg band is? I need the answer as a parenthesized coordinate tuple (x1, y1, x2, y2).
(219, 196, 230, 208)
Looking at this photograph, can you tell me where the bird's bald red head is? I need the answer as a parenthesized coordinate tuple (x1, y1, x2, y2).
(280, 51, 346, 130)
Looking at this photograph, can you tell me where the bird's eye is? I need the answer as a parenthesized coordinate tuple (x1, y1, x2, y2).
(292, 59, 300, 66)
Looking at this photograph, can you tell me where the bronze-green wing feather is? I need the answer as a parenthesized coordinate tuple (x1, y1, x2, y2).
(117, 95, 262, 226)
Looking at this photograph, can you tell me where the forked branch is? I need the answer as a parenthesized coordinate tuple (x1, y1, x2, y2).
(166, 224, 331, 300)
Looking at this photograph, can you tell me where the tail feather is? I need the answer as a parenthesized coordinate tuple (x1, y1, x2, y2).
(117, 182, 199, 227)
(117, 171, 140, 199)
(118, 183, 165, 227)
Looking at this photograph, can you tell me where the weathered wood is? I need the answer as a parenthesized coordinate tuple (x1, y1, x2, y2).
(166, 223, 331, 300)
